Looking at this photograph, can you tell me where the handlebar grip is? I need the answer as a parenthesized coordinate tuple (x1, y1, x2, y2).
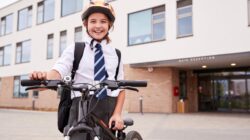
(21, 80, 45, 86)
(118, 80, 147, 87)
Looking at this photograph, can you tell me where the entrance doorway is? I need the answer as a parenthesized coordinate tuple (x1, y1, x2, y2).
(198, 71, 250, 112)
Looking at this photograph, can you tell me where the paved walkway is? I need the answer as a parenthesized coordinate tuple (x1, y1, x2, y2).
(0, 109, 250, 140)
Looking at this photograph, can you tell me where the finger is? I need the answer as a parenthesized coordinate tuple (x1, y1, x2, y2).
(42, 72, 47, 80)
(32, 71, 38, 80)
(38, 72, 43, 79)
(113, 121, 119, 130)
(116, 121, 124, 130)
(119, 123, 124, 130)
(109, 119, 115, 128)
(108, 120, 112, 128)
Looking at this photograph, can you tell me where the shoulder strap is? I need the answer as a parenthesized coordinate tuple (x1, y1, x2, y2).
(71, 42, 85, 80)
(115, 48, 121, 80)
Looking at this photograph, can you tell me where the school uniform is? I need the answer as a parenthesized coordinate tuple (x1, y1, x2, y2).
(52, 35, 124, 140)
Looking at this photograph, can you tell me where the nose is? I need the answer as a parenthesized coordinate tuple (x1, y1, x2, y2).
(95, 22, 102, 28)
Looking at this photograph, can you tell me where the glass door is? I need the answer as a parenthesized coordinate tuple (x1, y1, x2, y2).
(213, 79, 230, 111)
(198, 77, 213, 111)
(229, 79, 247, 111)
(198, 70, 250, 112)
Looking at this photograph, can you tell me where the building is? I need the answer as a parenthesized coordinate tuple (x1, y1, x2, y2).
(0, 0, 250, 113)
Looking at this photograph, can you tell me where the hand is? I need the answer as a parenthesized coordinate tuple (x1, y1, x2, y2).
(109, 114, 124, 130)
(29, 71, 47, 80)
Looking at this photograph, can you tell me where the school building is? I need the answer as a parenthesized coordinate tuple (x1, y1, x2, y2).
(0, 0, 250, 113)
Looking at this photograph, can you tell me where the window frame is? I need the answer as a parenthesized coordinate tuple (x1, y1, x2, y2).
(15, 40, 31, 64)
(17, 6, 32, 31)
(59, 30, 67, 56)
(0, 14, 13, 36)
(74, 26, 82, 42)
(13, 75, 29, 98)
(0, 44, 11, 66)
(176, 0, 193, 38)
(248, 0, 250, 26)
(47, 34, 54, 59)
(0, 47, 3, 66)
(61, 0, 83, 17)
(37, 0, 55, 24)
(127, 5, 166, 46)
(33, 90, 39, 98)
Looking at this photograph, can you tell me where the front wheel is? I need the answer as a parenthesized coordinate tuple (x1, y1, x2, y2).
(125, 131, 143, 140)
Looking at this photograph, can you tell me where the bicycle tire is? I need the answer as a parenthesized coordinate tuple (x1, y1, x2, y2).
(125, 131, 143, 140)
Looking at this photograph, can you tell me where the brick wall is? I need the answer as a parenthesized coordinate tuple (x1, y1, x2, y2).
(0, 76, 59, 110)
(124, 65, 176, 113)
(0, 67, 198, 113)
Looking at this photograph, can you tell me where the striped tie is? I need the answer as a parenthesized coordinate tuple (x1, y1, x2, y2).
(94, 43, 108, 99)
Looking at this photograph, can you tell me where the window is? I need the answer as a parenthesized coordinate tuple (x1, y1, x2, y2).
(18, 6, 32, 30)
(128, 5, 165, 46)
(59, 31, 67, 56)
(74, 26, 82, 42)
(0, 14, 13, 36)
(248, 0, 250, 25)
(33, 91, 39, 98)
(13, 75, 29, 98)
(37, 0, 55, 24)
(16, 40, 31, 63)
(177, 0, 193, 37)
(0, 45, 11, 66)
(61, 0, 83, 17)
(47, 34, 53, 59)
(179, 71, 187, 99)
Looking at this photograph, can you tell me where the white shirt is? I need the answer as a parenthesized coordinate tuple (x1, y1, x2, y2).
(52, 35, 124, 98)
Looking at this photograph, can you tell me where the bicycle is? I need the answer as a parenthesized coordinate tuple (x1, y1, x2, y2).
(21, 76, 147, 140)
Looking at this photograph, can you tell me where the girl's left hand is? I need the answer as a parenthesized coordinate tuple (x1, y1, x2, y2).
(108, 114, 124, 130)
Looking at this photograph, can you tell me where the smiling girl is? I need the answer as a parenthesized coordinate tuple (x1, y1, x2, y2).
(29, 0, 124, 139)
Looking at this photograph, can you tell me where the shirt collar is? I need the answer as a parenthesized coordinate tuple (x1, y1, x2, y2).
(84, 35, 108, 48)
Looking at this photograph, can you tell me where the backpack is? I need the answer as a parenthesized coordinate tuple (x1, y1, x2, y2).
(57, 42, 121, 133)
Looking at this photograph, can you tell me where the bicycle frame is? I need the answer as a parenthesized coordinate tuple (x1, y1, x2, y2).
(21, 78, 147, 140)
(63, 95, 118, 140)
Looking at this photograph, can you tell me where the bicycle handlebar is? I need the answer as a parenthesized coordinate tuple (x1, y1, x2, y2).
(21, 78, 147, 91)
(117, 80, 147, 87)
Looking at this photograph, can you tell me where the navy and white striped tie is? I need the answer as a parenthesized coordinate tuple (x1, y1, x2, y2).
(94, 43, 108, 99)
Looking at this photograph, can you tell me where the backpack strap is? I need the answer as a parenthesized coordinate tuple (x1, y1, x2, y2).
(115, 48, 121, 80)
(71, 42, 85, 80)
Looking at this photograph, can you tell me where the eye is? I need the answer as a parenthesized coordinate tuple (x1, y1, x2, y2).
(101, 20, 108, 24)
(101, 21, 107, 24)
(89, 20, 96, 23)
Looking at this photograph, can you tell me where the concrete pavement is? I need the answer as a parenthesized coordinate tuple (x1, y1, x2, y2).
(0, 109, 250, 140)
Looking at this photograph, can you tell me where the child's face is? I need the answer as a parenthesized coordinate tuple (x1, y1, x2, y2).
(87, 13, 110, 41)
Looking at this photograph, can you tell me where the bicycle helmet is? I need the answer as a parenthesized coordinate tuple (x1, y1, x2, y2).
(81, 0, 115, 23)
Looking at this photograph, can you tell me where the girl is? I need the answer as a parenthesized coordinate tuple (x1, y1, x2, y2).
(30, 0, 124, 139)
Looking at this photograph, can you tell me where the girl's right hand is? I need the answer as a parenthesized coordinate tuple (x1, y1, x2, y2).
(29, 71, 47, 80)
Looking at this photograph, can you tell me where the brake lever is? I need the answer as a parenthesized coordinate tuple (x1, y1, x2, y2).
(25, 86, 57, 91)
(120, 86, 139, 92)
(25, 86, 45, 91)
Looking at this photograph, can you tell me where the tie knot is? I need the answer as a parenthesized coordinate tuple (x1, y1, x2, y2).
(95, 43, 101, 50)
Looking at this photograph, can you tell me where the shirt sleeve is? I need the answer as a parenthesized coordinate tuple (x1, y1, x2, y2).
(52, 44, 74, 78)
